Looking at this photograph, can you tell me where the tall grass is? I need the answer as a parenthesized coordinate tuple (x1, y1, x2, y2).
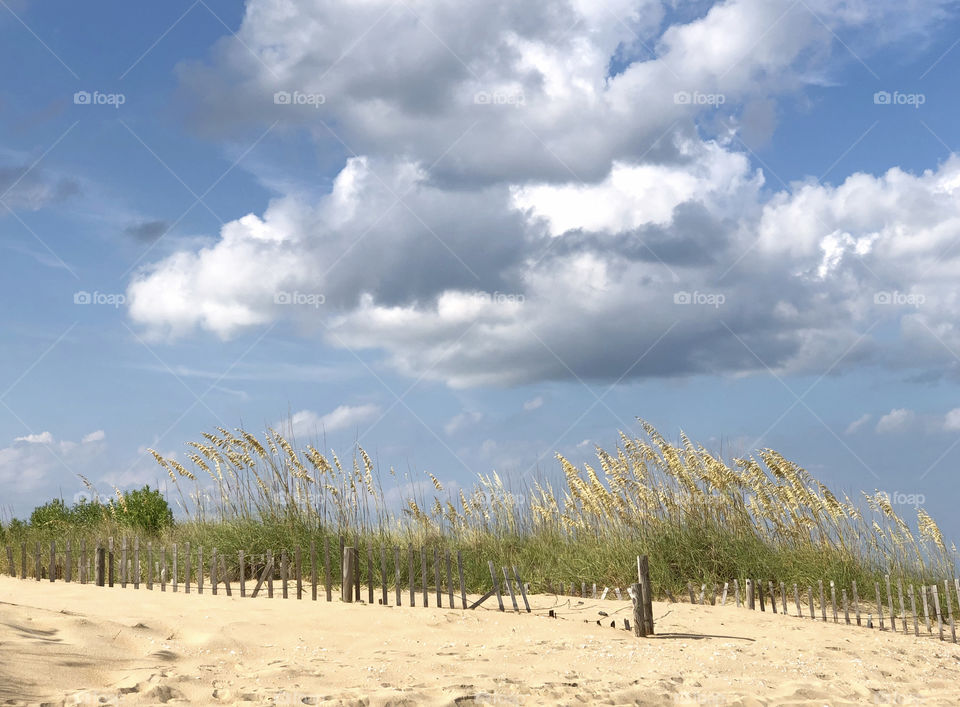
(2, 420, 955, 599)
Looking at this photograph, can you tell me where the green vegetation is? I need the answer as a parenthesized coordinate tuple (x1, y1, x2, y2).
(1, 421, 955, 606)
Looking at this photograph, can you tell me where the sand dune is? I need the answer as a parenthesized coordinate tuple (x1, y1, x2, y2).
(1, 575, 958, 705)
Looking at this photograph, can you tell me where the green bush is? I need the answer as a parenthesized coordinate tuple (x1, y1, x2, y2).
(110, 486, 174, 534)
(71, 498, 107, 527)
(29, 498, 72, 530)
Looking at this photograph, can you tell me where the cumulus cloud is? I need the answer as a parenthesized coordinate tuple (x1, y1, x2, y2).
(127, 0, 960, 388)
(444, 411, 483, 436)
(845, 414, 871, 435)
(876, 408, 915, 433)
(944, 408, 960, 431)
(14, 431, 54, 444)
(82, 430, 106, 443)
(280, 404, 382, 439)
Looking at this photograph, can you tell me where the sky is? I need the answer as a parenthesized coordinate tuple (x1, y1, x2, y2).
(3, 0, 960, 538)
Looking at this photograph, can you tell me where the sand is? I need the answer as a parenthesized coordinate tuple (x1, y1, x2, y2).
(1, 576, 958, 706)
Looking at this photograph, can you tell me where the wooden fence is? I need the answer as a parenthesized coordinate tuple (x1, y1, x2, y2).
(676, 575, 960, 643)
(1, 537, 537, 614)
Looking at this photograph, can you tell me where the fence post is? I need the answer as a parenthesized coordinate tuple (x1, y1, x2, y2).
(342, 546, 354, 602)
(95, 545, 105, 587)
(746, 579, 754, 610)
(630, 583, 646, 637)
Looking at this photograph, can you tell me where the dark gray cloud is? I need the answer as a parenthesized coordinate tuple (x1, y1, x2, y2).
(0, 165, 79, 210)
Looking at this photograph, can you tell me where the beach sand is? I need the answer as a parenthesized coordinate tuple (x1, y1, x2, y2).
(1, 575, 958, 705)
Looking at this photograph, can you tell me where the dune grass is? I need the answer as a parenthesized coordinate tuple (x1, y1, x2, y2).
(1, 420, 955, 605)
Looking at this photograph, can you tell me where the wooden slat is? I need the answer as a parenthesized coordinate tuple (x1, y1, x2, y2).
(198, 546, 204, 595)
(240, 551, 246, 598)
(6, 545, 14, 577)
(488, 561, 504, 611)
(394, 546, 401, 606)
(909, 584, 919, 636)
(132, 538, 138, 589)
(502, 567, 519, 612)
(147, 542, 153, 589)
(932, 585, 944, 641)
(367, 546, 374, 605)
(852, 581, 861, 626)
(512, 566, 531, 613)
(160, 546, 166, 592)
(875, 582, 885, 631)
(421, 547, 428, 608)
(296, 547, 303, 600)
(794, 584, 802, 617)
(922, 584, 931, 634)
(95, 544, 105, 586)
(807, 586, 815, 620)
(281, 550, 288, 599)
(221, 557, 232, 596)
(830, 581, 837, 622)
(311, 542, 317, 601)
(324, 537, 332, 602)
(381, 546, 388, 606)
(212, 548, 219, 596)
(65, 540, 72, 583)
(172, 543, 178, 593)
(184, 542, 192, 594)
(341, 547, 353, 603)
(434, 549, 442, 608)
(121, 537, 127, 588)
(898, 578, 907, 634)
(49, 541, 56, 583)
(457, 550, 466, 610)
(80, 540, 87, 584)
(251, 557, 273, 598)
(469, 588, 495, 609)
(408, 546, 415, 607)
(266, 550, 273, 599)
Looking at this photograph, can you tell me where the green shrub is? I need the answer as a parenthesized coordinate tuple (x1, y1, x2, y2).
(110, 486, 174, 534)
(71, 498, 107, 527)
(29, 498, 72, 530)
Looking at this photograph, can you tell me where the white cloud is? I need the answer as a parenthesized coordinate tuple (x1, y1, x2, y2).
(876, 408, 915, 434)
(444, 411, 483, 436)
(845, 414, 871, 435)
(82, 430, 106, 443)
(523, 396, 544, 411)
(280, 404, 382, 439)
(944, 408, 960, 431)
(126, 0, 960, 389)
(14, 431, 54, 445)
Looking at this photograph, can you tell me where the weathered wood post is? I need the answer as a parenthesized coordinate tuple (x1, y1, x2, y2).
(807, 586, 815, 620)
(34, 541, 41, 581)
(380, 546, 388, 605)
(240, 551, 246, 598)
(310, 542, 317, 601)
(394, 546, 402, 606)
(746, 579, 755, 610)
(80, 540, 87, 584)
(65, 540, 72, 583)
(457, 550, 467, 609)
(160, 546, 166, 591)
(488, 560, 505, 611)
(266, 550, 273, 599)
(434, 549, 442, 608)
(852, 581, 861, 626)
(909, 584, 919, 636)
(638, 555, 654, 635)
(886, 575, 895, 631)
(280, 550, 287, 599)
(107, 538, 115, 587)
(421, 547, 428, 607)
(95, 544, 105, 586)
(830, 581, 837, 622)
(120, 537, 127, 588)
(875, 582, 885, 630)
(408, 546, 415, 607)
(794, 584, 802, 617)
(184, 542, 191, 594)
(502, 567, 519, 611)
(898, 578, 907, 634)
(212, 547, 219, 596)
(818, 581, 826, 621)
(932, 585, 944, 641)
(132, 538, 139, 589)
(297, 547, 304, 601)
(147, 542, 153, 589)
(367, 546, 374, 604)
(324, 537, 332, 602)
(48, 541, 56, 582)
(5, 545, 14, 577)
(20, 543, 26, 580)
(733, 578, 740, 607)
(630, 583, 646, 637)
(342, 546, 354, 602)
(445, 550, 454, 608)
(944, 579, 957, 643)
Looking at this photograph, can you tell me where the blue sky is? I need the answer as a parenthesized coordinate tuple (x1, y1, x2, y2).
(3, 0, 960, 540)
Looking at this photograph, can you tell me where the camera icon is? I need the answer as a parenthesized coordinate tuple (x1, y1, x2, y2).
(73, 290, 91, 305)
(74, 91, 91, 105)
(673, 291, 691, 304)
(274, 291, 291, 305)
(274, 91, 291, 105)
(874, 291, 891, 305)
(674, 91, 691, 105)
(873, 91, 891, 105)
(474, 91, 491, 105)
